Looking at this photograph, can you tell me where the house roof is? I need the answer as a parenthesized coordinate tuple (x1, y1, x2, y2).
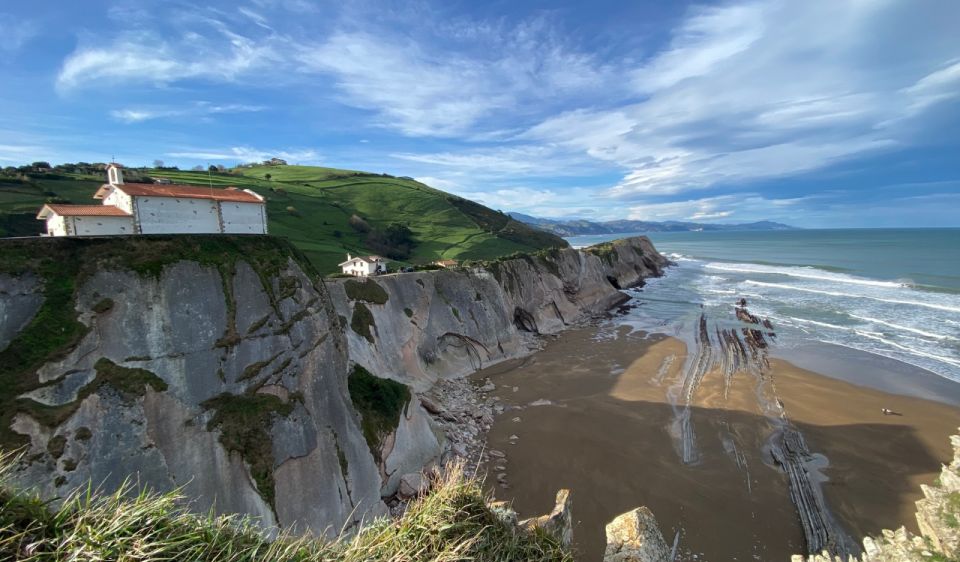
(434, 259, 458, 266)
(338, 255, 387, 267)
(37, 204, 132, 219)
(96, 183, 264, 203)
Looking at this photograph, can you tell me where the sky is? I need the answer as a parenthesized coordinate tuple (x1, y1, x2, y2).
(1, 0, 959, 228)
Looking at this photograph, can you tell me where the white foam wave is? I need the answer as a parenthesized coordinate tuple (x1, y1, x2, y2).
(744, 281, 960, 313)
(849, 314, 958, 341)
(777, 316, 960, 371)
(704, 262, 906, 288)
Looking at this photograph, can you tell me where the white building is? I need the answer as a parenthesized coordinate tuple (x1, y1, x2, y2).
(37, 163, 268, 236)
(339, 254, 388, 276)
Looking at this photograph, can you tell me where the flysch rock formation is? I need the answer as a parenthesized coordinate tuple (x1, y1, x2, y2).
(791, 429, 960, 561)
(0, 235, 667, 539)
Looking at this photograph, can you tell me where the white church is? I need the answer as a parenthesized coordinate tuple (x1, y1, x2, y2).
(37, 163, 268, 236)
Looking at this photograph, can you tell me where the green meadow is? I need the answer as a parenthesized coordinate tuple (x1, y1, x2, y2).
(0, 165, 566, 273)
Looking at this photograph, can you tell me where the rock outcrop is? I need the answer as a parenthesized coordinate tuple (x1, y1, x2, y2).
(519, 489, 574, 548)
(0, 235, 667, 539)
(603, 507, 672, 562)
(791, 430, 960, 561)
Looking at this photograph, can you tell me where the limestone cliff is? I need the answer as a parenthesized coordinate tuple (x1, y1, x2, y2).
(0, 235, 666, 534)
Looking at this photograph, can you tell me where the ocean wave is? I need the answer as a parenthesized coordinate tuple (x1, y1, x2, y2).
(743, 280, 960, 313)
(853, 331, 960, 368)
(848, 314, 959, 341)
(775, 316, 960, 372)
(705, 262, 905, 288)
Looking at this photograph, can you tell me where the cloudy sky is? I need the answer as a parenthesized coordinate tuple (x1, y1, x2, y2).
(1, 0, 958, 227)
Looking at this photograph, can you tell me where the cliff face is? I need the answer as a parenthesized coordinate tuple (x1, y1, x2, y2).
(0, 235, 666, 533)
(328, 238, 667, 392)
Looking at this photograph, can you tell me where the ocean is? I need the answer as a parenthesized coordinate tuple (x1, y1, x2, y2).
(568, 229, 960, 382)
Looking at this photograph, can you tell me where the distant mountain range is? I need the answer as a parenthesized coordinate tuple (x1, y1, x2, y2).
(508, 213, 797, 236)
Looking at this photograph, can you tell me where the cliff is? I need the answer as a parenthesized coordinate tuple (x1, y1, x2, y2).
(0, 234, 667, 534)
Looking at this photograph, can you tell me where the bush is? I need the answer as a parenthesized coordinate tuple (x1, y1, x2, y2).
(349, 214, 371, 233)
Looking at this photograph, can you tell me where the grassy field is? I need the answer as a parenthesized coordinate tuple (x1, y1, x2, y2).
(0, 165, 566, 273)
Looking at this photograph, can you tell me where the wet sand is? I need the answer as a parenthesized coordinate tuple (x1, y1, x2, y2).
(476, 327, 960, 561)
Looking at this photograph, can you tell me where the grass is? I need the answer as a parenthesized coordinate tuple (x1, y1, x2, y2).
(0, 165, 568, 273)
(0, 453, 573, 561)
(347, 365, 410, 462)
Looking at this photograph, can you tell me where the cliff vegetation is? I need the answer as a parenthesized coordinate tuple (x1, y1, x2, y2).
(0, 457, 571, 562)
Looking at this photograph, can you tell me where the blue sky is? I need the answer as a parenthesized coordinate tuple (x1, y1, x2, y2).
(1, 0, 959, 227)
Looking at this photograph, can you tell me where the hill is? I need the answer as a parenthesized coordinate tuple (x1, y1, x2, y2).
(508, 213, 797, 236)
(0, 163, 567, 273)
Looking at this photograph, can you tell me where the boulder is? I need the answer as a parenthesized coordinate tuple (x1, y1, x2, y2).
(603, 507, 671, 562)
(520, 489, 573, 548)
(397, 473, 428, 498)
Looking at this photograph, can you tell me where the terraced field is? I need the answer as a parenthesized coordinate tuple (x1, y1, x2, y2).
(0, 165, 566, 273)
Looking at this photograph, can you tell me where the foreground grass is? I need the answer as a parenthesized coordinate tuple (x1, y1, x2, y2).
(0, 456, 572, 561)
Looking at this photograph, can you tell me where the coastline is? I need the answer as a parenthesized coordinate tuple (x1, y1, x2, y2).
(475, 325, 960, 561)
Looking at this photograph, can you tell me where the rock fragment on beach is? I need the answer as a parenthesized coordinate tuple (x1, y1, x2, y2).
(520, 489, 574, 548)
(603, 507, 671, 562)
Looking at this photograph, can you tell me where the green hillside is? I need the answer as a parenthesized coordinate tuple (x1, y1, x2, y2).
(0, 164, 566, 273)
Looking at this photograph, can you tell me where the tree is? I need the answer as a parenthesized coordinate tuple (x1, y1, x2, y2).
(208, 165, 218, 172)
(264, 173, 272, 181)
(31, 161, 51, 169)
(191, 165, 204, 171)
(153, 159, 164, 169)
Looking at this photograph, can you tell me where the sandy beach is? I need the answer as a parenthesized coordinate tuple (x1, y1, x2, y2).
(476, 325, 960, 561)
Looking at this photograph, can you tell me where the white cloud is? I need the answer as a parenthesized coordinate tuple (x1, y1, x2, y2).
(110, 103, 264, 123)
(165, 146, 321, 163)
(296, 17, 615, 137)
(627, 194, 805, 222)
(522, 0, 960, 199)
(56, 19, 282, 91)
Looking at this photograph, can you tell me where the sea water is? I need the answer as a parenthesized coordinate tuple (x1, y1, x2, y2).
(567, 229, 960, 382)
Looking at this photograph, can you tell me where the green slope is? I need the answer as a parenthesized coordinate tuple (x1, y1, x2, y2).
(0, 165, 567, 273)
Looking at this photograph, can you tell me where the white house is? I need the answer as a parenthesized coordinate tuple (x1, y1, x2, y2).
(339, 254, 388, 276)
(37, 163, 268, 236)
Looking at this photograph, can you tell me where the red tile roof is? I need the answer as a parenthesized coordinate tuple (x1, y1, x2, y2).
(109, 183, 264, 203)
(39, 204, 132, 217)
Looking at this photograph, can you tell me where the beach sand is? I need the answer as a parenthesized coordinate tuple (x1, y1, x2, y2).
(476, 326, 959, 561)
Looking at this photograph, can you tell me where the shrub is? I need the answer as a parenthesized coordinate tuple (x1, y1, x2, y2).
(349, 214, 371, 233)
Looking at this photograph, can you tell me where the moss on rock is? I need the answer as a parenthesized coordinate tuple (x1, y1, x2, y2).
(201, 392, 296, 511)
(344, 279, 389, 304)
(347, 365, 410, 462)
(350, 302, 376, 343)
